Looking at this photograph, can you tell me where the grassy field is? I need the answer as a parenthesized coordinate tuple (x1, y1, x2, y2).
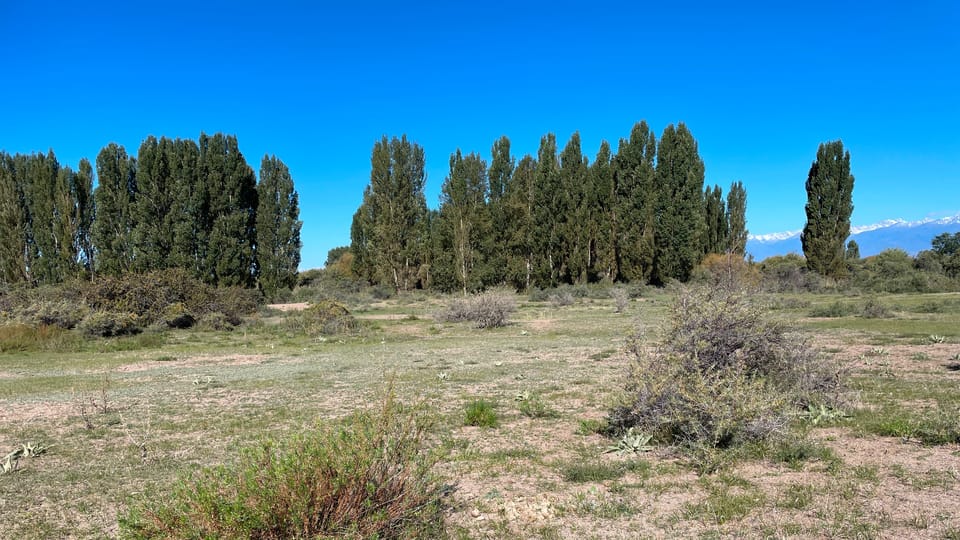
(1, 289, 960, 538)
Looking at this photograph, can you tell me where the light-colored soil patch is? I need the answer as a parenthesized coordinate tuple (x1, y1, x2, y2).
(266, 302, 310, 312)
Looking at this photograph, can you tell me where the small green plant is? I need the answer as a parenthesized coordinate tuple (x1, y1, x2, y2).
(576, 419, 607, 435)
(776, 483, 814, 509)
(516, 393, 558, 419)
(799, 403, 850, 425)
(929, 334, 947, 344)
(464, 399, 498, 428)
(605, 428, 653, 455)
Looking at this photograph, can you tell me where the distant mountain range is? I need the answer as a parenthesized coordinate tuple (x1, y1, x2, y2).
(746, 215, 960, 261)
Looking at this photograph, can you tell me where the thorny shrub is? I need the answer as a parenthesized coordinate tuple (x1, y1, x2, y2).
(609, 286, 847, 456)
(436, 291, 516, 328)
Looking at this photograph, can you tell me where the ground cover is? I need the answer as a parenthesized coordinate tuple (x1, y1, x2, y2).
(0, 289, 958, 538)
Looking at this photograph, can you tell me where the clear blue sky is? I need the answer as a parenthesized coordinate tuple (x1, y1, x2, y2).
(2, 1, 958, 269)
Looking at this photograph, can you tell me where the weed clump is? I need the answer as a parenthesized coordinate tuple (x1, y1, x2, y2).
(78, 311, 142, 337)
(121, 393, 445, 539)
(464, 399, 498, 427)
(609, 286, 846, 461)
(437, 291, 515, 328)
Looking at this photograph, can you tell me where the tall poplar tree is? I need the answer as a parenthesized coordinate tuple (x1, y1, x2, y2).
(199, 133, 258, 287)
(703, 184, 727, 255)
(486, 136, 514, 286)
(436, 150, 489, 294)
(801, 140, 854, 278)
(167, 138, 204, 276)
(256, 155, 302, 297)
(589, 141, 615, 281)
(0, 153, 28, 283)
(92, 143, 137, 276)
(532, 134, 562, 286)
(502, 155, 537, 290)
(726, 180, 748, 256)
(613, 121, 657, 282)
(559, 132, 589, 283)
(653, 123, 705, 284)
(351, 135, 428, 291)
(131, 136, 175, 272)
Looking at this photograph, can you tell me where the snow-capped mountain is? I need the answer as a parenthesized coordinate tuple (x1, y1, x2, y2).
(746, 215, 960, 261)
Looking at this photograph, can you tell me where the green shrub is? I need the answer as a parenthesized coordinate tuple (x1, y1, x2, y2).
(121, 393, 445, 539)
(437, 291, 515, 329)
(286, 300, 359, 336)
(78, 311, 142, 337)
(464, 399, 498, 427)
(518, 394, 558, 419)
(548, 291, 575, 307)
(609, 286, 846, 455)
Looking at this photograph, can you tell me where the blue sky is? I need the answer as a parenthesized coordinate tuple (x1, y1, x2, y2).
(2, 1, 958, 269)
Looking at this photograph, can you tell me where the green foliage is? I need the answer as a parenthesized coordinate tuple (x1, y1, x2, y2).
(161, 303, 195, 329)
(92, 143, 137, 276)
(703, 184, 728, 255)
(464, 399, 498, 427)
(612, 121, 657, 283)
(517, 393, 558, 419)
(121, 393, 445, 539)
(801, 140, 854, 278)
(286, 300, 358, 336)
(653, 123, 706, 284)
(726, 181, 748, 256)
(256, 155, 302, 299)
(559, 460, 628, 483)
(434, 150, 490, 294)
(351, 135, 428, 291)
(0, 324, 76, 352)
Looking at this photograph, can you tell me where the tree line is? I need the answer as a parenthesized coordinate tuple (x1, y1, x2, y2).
(0, 133, 301, 296)
(349, 122, 748, 292)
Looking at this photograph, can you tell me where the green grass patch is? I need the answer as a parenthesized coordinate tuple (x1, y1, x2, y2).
(463, 399, 498, 428)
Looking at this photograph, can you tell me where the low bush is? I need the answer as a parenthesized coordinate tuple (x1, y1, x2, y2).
(195, 311, 235, 331)
(286, 300, 359, 336)
(78, 311, 142, 337)
(0, 324, 76, 352)
(13, 300, 88, 329)
(809, 300, 857, 318)
(437, 291, 515, 329)
(609, 286, 846, 458)
(860, 297, 893, 319)
(548, 291, 575, 307)
(611, 287, 629, 313)
(121, 392, 445, 539)
(161, 302, 195, 329)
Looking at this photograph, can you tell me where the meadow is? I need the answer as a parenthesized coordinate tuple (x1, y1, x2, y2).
(1, 287, 959, 539)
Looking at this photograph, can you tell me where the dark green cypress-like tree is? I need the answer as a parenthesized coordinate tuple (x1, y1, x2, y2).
(845, 239, 860, 261)
(589, 141, 615, 281)
(26, 151, 66, 284)
(199, 133, 258, 287)
(559, 132, 589, 284)
(351, 135, 428, 291)
(131, 136, 175, 273)
(167, 138, 204, 276)
(92, 143, 137, 276)
(256, 155, 302, 297)
(726, 180, 748, 256)
(612, 121, 657, 283)
(800, 140, 854, 278)
(652, 123, 705, 284)
(702, 184, 728, 255)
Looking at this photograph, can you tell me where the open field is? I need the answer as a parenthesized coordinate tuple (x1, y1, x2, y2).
(2, 289, 960, 538)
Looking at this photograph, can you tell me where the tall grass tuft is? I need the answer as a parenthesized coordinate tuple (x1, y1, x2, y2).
(121, 392, 446, 539)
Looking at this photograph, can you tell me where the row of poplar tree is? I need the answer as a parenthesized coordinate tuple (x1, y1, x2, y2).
(0, 133, 302, 295)
(350, 121, 748, 293)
